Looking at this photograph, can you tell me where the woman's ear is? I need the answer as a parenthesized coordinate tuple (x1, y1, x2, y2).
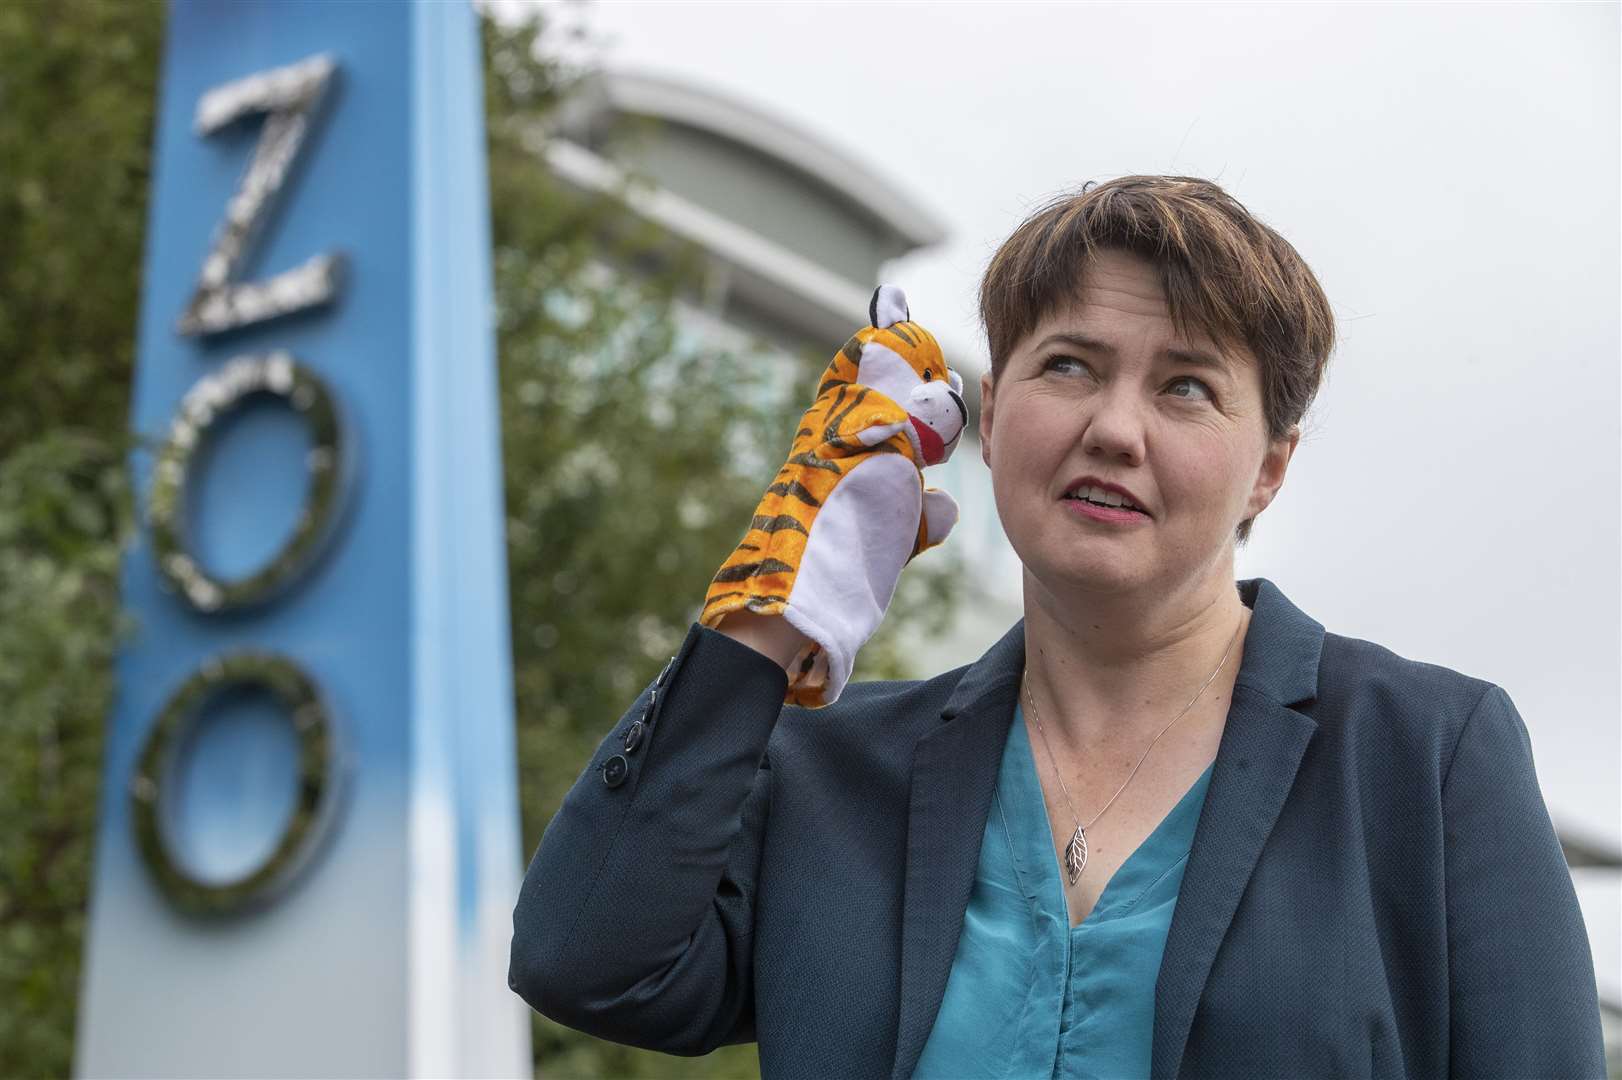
(1245, 424, 1301, 521)
(979, 370, 996, 467)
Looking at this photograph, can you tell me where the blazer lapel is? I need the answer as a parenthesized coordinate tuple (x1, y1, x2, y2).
(1151, 577, 1325, 1079)
(889, 622, 1025, 1080)
(885, 577, 1324, 1080)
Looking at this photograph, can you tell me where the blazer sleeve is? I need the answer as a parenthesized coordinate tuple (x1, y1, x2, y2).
(507, 622, 788, 1055)
(1442, 684, 1608, 1079)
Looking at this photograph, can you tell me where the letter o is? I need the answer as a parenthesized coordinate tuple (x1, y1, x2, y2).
(129, 651, 347, 916)
(147, 352, 352, 613)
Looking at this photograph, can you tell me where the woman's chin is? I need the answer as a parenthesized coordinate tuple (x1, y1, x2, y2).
(1026, 553, 1151, 598)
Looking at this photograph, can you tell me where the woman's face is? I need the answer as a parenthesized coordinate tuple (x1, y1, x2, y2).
(979, 249, 1298, 602)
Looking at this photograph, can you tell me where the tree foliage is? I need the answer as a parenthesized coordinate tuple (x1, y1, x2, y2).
(0, 4, 959, 1078)
(0, 2, 159, 1075)
(484, 12, 962, 1075)
(0, 0, 158, 463)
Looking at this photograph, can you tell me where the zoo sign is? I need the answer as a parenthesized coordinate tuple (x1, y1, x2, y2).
(76, 5, 530, 1076)
(134, 54, 354, 915)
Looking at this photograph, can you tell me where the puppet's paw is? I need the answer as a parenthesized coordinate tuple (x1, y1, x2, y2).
(921, 487, 959, 551)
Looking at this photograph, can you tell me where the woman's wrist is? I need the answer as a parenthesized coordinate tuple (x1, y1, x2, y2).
(714, 610, 810, 672)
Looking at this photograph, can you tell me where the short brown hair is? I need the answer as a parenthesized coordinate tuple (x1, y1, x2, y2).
(978, 175, 1336, 544)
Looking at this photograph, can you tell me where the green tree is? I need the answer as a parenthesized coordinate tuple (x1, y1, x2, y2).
(484, 12, 962, 1076)
(0, 2, 160, 1075)
(0, 4, 961, 1078)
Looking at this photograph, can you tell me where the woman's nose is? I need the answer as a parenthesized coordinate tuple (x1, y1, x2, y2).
(1082, 390, 1147, 461)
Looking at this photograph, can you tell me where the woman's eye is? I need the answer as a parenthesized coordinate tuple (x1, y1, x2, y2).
(1166, 376, 1214, 401)
(1043, 358, 1211, 403)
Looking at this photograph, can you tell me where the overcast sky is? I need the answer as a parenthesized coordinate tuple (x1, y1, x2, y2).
(516, 2, 1620, 856)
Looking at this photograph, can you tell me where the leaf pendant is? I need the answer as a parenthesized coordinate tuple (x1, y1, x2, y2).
(1064, 824, 1088, 886)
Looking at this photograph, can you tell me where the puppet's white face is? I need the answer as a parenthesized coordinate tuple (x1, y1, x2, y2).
(857, 346, 966, 465)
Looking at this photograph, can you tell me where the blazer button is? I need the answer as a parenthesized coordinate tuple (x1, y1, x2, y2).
(623, 720, 645, 753)
(602, 754, 629, 788)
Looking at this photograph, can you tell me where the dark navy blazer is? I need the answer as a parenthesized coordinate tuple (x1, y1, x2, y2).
(509, 577, 1606, 1078)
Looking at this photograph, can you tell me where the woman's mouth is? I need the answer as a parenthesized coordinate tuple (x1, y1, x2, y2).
(1062, 494, 1150, 524)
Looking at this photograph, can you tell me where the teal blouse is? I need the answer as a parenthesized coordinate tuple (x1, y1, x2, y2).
(913, 705, 1216, 1080)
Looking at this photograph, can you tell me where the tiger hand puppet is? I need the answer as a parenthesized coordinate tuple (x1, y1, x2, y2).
(699, 285, 967, 708)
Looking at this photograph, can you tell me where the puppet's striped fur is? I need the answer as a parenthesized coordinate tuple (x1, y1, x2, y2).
(699, 319, 951, 705)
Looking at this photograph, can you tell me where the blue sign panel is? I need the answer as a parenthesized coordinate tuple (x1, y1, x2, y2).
(75, 3, 529, 1076)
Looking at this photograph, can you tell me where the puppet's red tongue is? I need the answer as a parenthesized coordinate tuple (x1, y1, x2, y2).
(910, 417, 945, 465)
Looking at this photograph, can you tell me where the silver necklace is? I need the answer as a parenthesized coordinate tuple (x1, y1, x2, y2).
(1023, 614, 1244, 887)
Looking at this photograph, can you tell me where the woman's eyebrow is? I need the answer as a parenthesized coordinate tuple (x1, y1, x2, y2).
(1033, 331, 1231, 373)
(1033, 331, 1110, 354)
(1164, 346, 1231, 373)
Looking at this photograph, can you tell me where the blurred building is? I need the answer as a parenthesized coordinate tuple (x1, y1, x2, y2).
(543, 69, 943, 357)
(1565, 836, 1622, 1074)
(538, 68, 1023, 666)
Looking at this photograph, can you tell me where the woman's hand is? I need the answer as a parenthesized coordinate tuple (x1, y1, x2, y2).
(714, 609, 810, 671)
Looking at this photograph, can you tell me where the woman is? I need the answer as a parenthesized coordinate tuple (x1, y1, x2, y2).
(508, 176, 1607, 1078)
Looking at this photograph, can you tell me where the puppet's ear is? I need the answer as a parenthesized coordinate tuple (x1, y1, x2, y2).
(948, 368, 963, 395)
(869, 284, 909, 329)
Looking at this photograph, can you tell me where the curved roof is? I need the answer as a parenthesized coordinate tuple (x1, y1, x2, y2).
(569, 69, 949, 252)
